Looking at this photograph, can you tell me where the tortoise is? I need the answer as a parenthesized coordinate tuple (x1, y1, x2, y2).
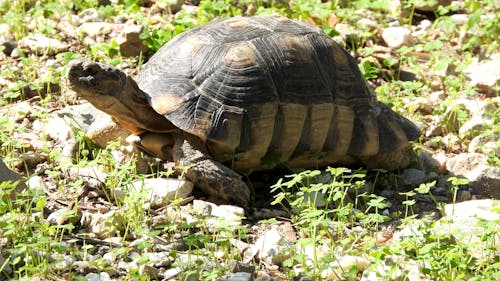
(67, 15, 420, 206)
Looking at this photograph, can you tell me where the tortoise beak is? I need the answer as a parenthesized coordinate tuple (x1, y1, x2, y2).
(67, 58, 126, 96)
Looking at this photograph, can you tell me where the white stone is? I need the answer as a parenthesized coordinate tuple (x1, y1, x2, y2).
(465, 54, 500, 94)
(414, 0, 451, 11)
(68, 166, 108, 189)
(436, 200, 499, 260)
(361, 265, 403, 281)
(211, 204, 245, 219)
(163, 267, 182, 279)
(78, 22, 114, 38)
(249, 228, 283, 264)
(381, 26, 413, 48)
(459, 115, 488, 138)
(86, 115, 129, 148)
(451, 14, 469, 25)
(0, 24, 10, 39)
(146, 252, 173, 267)
(131, 178, 193, 208)
(26, 175, 46, 192)
(38, 116, 74, 143)
(442, 199, 498, 221)
(47, 209, 79, 225)
(19, 34, 68, 55)
(81, 210, 125, 239)
(191, 200, 244, 229)
(321, 255, 371, 280)
(85, 272, 111, 281)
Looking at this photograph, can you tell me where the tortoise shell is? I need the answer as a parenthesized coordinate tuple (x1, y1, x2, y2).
(136, 16, 420, 172)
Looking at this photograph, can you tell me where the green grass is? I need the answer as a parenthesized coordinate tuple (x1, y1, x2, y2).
(1, 0, 499, 280)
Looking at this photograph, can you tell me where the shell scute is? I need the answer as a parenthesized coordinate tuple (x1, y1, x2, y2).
(137, 16, 420, 171)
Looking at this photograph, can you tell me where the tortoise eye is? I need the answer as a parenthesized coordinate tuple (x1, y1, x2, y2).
(82, 63, 102, 76)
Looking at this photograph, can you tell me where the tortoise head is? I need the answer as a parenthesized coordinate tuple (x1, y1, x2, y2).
(67, 58, 176, 134)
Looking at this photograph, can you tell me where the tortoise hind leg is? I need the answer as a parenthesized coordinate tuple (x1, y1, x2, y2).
(172, 132, 252, 207)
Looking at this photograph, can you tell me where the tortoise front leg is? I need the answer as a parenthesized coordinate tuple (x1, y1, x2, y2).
(172, 133, 251, 207)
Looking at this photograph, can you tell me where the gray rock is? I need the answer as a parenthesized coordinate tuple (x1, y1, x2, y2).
(470, 167, 500, 199)
(211, 203, 245, 219)
(381, 26, 413, 48)
(418, 150, 443, 173)
(0, 160, 27, 198)
(67, 166, 108, 189)
(402, 168, 426, 186)
(60, 139, 79, 166)
(457, 190, 472, 202)
(52, 254, 77, 271)
(116, 24, 149, 57)
(411, 97, 433, 115)
(425, 120, 443, 138)
(229, 261, 255, 274)
(459, 115, 488, 138)
(357, 18, 378, 30)
(446, 153, 500, 199)
(0, 37, 17, 56)
(13, 151, 47, 169)
(156, 0, 184, 14)
(73, 261, 95, 274)
(220, 272, 254, 281)
(469, 133, 500, 156)
(129, 178, 193, 209)
(332, 23, 361, 48)
(180, 4, 199, 16)
(446, 153, 488, 176)
(78, 8, 104, 23)
(0, 254, 12, 276)
(361, 260, 424, 281)
(402, 168, 437, 187)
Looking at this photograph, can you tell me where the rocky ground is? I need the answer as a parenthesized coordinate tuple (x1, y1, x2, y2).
(0, 0, 499, 280)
